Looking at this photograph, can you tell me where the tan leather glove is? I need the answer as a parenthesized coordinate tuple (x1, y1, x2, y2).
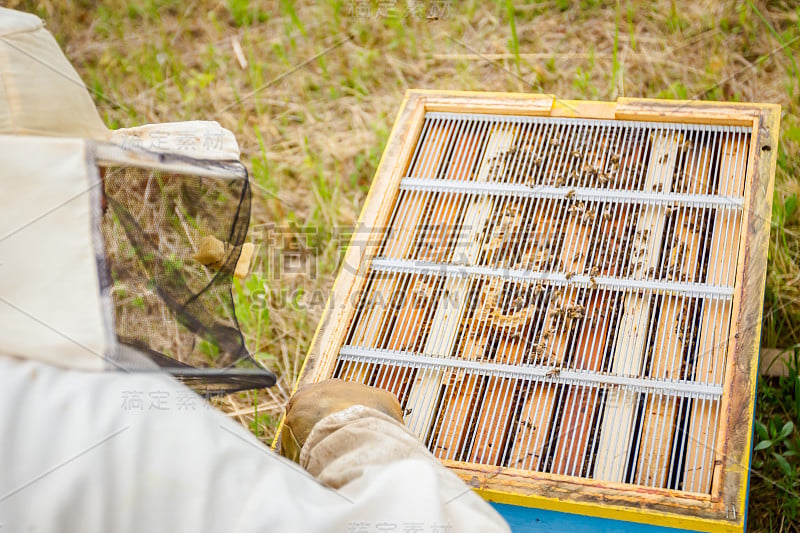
(280, 379, 404, 463)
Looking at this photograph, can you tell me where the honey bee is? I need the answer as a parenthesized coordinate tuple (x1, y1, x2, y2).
(610, 154, 621, 164)
(653, 183, 664, 192)
(565, 272, 574, 280)
(590, 266, 600, 277)
(532, 156, 543, 166)
(681, 139, 693, 152)
(567, 201, 586, 214)
(572, 150, 582, 159)
(546, 367, 561, 377)
(589, 276, 598, 288)
(566, 189, 576, 199)
(666, 205, 677, 215)
(674, 172, 687, 189)
(549, 137, 562, 147)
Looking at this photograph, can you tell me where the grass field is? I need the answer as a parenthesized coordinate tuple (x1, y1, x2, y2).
(10, 0, 800, 529)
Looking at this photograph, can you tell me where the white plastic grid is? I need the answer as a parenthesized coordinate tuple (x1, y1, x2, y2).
(334, 112, 751, 494)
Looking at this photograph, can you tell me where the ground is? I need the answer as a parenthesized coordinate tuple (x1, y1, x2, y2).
(9, 0, 800, 529)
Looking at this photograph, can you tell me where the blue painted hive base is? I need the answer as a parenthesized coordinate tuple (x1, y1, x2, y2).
(491, 503, 700, 533)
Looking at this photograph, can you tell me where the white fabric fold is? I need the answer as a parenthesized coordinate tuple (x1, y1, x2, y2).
(0, 357, 509, 532)
(0, 7, 108, 139)
(110, 121, 241, 161)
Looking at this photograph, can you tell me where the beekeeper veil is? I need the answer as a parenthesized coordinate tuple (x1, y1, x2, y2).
(0, 7, 275, 393)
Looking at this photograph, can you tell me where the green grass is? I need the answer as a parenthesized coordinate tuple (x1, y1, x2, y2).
(10, 0, 800, 528)
(752, 346, 800, 529)
(504, 0, 521, 79)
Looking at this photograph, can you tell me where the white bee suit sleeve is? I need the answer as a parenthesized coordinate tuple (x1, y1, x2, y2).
(0, 7, 509, 532)
(0, 356, 509, 533)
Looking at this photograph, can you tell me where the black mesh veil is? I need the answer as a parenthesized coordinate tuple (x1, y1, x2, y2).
(98, 153, 275, 394)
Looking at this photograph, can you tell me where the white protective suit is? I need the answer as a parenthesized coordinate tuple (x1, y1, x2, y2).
(0, 7, 510, 532)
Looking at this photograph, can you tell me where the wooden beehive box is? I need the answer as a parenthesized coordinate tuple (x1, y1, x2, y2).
(284, 91, 779, 532)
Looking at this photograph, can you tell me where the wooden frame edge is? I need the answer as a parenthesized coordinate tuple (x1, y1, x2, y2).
(479, 488, 744, 533)
(715, 105, 781, 525)
(444, 461, 737, 527)
(273, 91, 427, 447)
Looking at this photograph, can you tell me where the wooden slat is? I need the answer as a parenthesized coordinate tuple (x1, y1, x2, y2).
(550, 290, 615, 476)
(507, 381, 558, 471)
(466, 278, 535, 464)
(542, 214, 592, 368)
(433, 277, 495, 460)
(634, 141, 713, 488)
(301, 97, 427, 389)
(503, 201, 560, 469)
(714, 112, 779, 514)
(470, 376, 517, 465)
(683, 135, 747, 493)
(418, 90, 555, 117)
(433, 276, 501, 458)
(549, 191, 637, 475)
(615, 97, 765, 127)
(506, 200, 593, 471)
(535, 206, 595, 473)
(338, 122, 454, 383)
(384, 187, 461, 354)
(593, 131, 681, 482)
(338, 360, 374, 383)
(433, 371, 483, 460)
(374, 128, 483, 402)
(633, 296, 685, 486)
(372, 363, 416, 405)
(404, 127, 517, 440)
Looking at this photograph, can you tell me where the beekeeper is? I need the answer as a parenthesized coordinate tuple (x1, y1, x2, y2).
(0, 7, 509, 532)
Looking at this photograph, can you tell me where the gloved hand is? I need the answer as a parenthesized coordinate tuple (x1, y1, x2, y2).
(280, 379, 404, 463)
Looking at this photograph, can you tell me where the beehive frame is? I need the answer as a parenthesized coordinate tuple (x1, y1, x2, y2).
(284, 91, 779, 532)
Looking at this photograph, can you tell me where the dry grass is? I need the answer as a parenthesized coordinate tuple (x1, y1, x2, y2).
(8, 0, 800, 528)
